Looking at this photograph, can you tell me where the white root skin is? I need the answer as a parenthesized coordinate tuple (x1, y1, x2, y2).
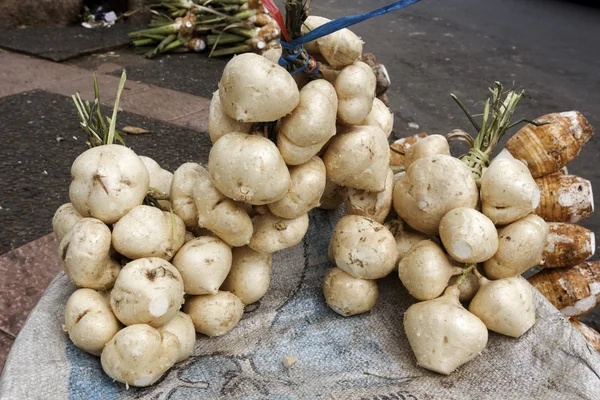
(384, 219, 430, 264)
(335, 62, 376, 125)
(268, 156, 327, 219)
(278, 80, 338, 147)
(403, 286, 488, 375)
(52, 203, 83, 243)
(172, 236, 233, 295)
(484, 214, 549, 279)
(171, 163, 204, 229)
(59, 218, 120, 290)
(331, 215, 398, 279)
(277, 132, 329, 166)
(184, 231, 195, 243)
(184, 291, 244, 337)
(261, 46, 282, 64)
(219, 53, 299, 122)
(318, 178, 345, 210)
(469, 275, 536, 337)
(362, 97, 394, 138)
(112, 205, 186, 261)
(64, 288, 122, 356)
(158, 311, 196, 362)
(393, 154, 479, 235)
(323, 125, 390, 192)
(301, 16, 363, 69)
(100, 324, 180, 387)
(345, 168, 394, 223)
(481, 150, 541, 225)
(69, 144, 149, 224)
(398, 240, 462, 301)
(323, 267, 378, 317)
(110, 258, 185, 328)
(221, 246, 272, 305)
(248, 211, 309, 254)
(209, 132, 291, 205)
(208, 91, 252, 144)
(448, 273, 481, 303)
(439, 207, 498, 263)
(139, 156, 173, 197)
(403, 134, 450, 169)
(192, 166, 253, 247)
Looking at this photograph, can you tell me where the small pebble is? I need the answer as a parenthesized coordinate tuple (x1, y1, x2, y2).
(282, 356, 297, 369)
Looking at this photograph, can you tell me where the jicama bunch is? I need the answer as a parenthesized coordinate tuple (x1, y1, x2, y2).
(129, 0, 281, 58)
(324, 79, 596, 374)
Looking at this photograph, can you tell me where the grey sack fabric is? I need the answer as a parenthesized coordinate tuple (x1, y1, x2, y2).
(1, 208, 600, 399)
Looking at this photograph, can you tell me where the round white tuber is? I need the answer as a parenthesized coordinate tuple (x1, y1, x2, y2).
(318, 178, 345, 210)
(59, 218, 120, 290)
(112, 205, 186, 261)
(208, 132, 290, 205)
(439, 207, 498, 263)
(344, 168, 393, 223)
(158, 311, 196, 362)
(52, 203, 83, 243)
(64, 288, 122, 356)
(139, 156, 173, 198)
(184, 291, 244, 337)
(277, 132, 329, 166)
(322, 267, 378, 317)
(172, 236, 233, 295)
(403, 134, 450, 169)
(248, 211, 309, 254)
(221, 246, 272, 304)
(208, 90, 252, 144)
(170, 163, 204, 229)
(69, 144, 149, 224)
(301, 16, 363, 69)
(330, 215, 398, 279)
(110, 258, 184, 328)
(362, 97, 393, 138)
(334, 62, 376, 125)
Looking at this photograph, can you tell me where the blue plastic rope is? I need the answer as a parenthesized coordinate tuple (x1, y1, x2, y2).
(278, 0, 422, 73)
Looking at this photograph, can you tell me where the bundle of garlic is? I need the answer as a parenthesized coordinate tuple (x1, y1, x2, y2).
(324, 80, 596, 375)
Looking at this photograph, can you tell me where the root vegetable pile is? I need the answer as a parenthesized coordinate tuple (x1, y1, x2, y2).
(323, 80, 596, 375)
(52, 1, 599, 388)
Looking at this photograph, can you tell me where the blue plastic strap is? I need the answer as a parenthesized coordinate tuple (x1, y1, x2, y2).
(283, 0, 422, 49)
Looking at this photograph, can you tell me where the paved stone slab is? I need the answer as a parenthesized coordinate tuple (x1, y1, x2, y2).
(0, 24, 141, 62)
(0, 90, 212, 255)
(0, 234, 61, 337)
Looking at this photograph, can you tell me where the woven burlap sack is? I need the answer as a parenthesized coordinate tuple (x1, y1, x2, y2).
(1, 207, 600, 399)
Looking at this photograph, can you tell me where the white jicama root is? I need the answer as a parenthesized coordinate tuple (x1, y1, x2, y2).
(69, 144, 149, 224)
(249, 211, 309, 254)
(158, 311, 196, 363)
(268, 156, 327, 219)
(318, 178, 345, 210)
(384, 219, 429, 263)
(208, 91, 252, 144)
(100, 324, 180, 387)
(403, 134, 450, 169)
(480, 150, 541, 225)
(439, 207, 498, 263)
(112, 205, 186, 261)
(110, 258, 184, 328)
(221, 246, 272, 305)
(393, 154, 479, 235)
(184, 291, 244, 337)
(278, 80, 338, 147)
(344, 169, 394, 223)
(448, 272, 481, 303)
(171, 236, 232, 295)
(469, 275, 536, 338)
(64, 288, 122, 356)
(139, 156, 173, 198)
(171, 163, 204, 229)
(335, 62, 376, 125)
(301, 16, 363, 69)
(398, 240, 462, 301)
(323, 125, 389, 192)
(403, 286, 488, 375)
(52, 203, 82, 242)
(362, 97, 393, 138)
(484, 214, 549, 279)
(209, 132, 291, 205)
(219, 53, 299, 123)
(277, 131, 329, 166)
(322, 267, 378, 317)
(330, 215, 398, 279)
(192, 167, 253, 247)
(59, 218, 120, 290)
